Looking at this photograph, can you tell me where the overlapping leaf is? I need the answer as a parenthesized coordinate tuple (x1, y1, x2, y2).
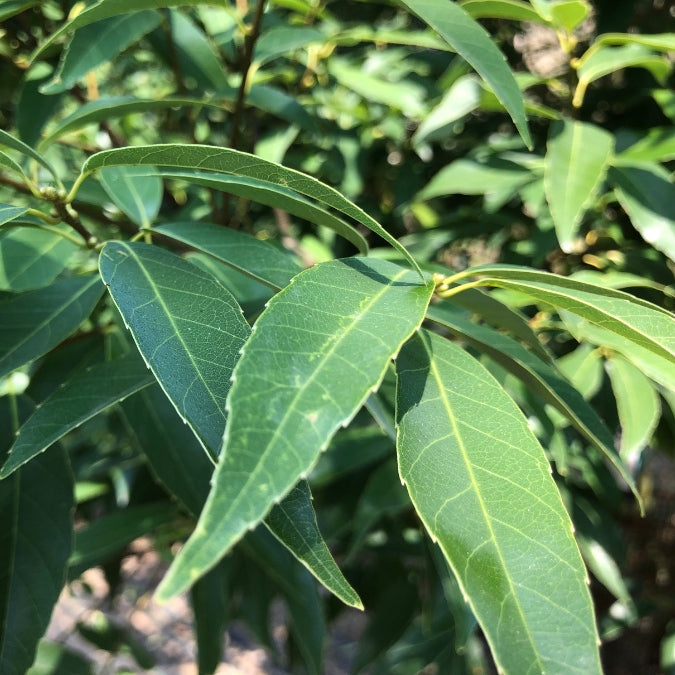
(99, 166, 162, 227)
(78, 145, 420, 274)
(0, 275, 104, 379)
(396, 329, 601, 674)
(0, 205, 28, 227)
(157, 257, 433, 600)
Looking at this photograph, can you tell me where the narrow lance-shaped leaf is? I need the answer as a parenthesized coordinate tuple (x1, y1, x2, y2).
(449, 264, 675, 364)
(426, 302, 640, 503)
(396, 329, 602, 674)
(0, 205, 28, 227)
(1, 352, 154, 477)
(265, 481, 363, 610)
(0, 275, 104, 380)
(399, 0, 531, 147)
(98, 166, 163, 227)
(98, 242, 250, 458)
(157, 257, 433, 600)
(0, 130, 59, 180)
(544, 119, 614, 252)
(0, 398, 74, 675)
(155, 221, 302, 290)
(78, 145, 422, 276)
(460, 0, 542, 22)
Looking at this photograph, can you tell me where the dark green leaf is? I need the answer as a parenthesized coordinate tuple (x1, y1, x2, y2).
(396, 329, 602, 674)
(0, 275, 104, 380)
(99, 166, 163, 227)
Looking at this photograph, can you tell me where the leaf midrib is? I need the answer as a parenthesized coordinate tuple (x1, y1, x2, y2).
(421, 336, 544, 673)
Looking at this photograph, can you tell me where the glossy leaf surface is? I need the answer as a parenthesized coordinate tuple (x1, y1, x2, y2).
(544, 120, 614, 251)
(2, 353, 154, 477)
(157, 257, 433, 600)
(80, 145, 420, 275)
(396, 329, 601, 674)
(98, 166, 162, 227)
(98, 242, 250, 458)
(399, 0, 531, 147)
(0, 275, 104, 380)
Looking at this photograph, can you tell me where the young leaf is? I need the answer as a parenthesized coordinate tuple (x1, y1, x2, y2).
(155, 220, 302, 291)
(98, 242, 250, 458)
(40, 11, 162, 94)
(606, 354, 660, 461)
(98, 166, 163, 227)
(154, 171, 368, 254)
(609, 163, 675, 264)
(0, 275, 104, 380)
(0, 398, 74, 675)
(396, 329, 602, 674)
(79, 145, 421, 275)
(1, 352, 154, 478)
(157, 257, 433, 600)
(0, 226, 76, 291)
(460, 0, 542, 22)
(450, 264, 675, 364)
(399, 0, 531, 147)
(426, 302, 639, 502)
(266, 481, 363, 609)
(544, 119, 614, 252)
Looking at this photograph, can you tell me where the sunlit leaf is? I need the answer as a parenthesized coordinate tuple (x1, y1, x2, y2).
(460, 0, 541, 22)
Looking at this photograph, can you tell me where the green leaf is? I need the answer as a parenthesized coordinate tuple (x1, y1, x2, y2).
(460, 0, 542, 22)
(27, 641, 93, 675)
(40, 11, 162, 94)
(399, 0, 531, 147)
(0, 151, 27, 180)
(544, 119, 614, 252)
(426, 302, 639, 502)
(615, 127, 675, 163)
(154, 171, 368, 255)
(0, 398, 74, 675)
(38, 97, 233, 150)
(246, 84, 319, 132)
(606, 354, 660, 462)
(254, 25, 325, 66)
(0, 275, 104, 380)
(573, 44, 670, 107)
(69, 502, 178, 577)
(548, 0, 590, 32)
(609, 163, 675, 264)
(0, 1, 40, 22)
(0, 205, 28, 227)
(0, 130, 58, 180)
(1, 353, 154, 478)
(31, 0, 216, 61)
(79, 145, 421, 276)
(99, 166, 163, 227)
(594, 32, 675, 52)
(451, 264, 675, 364)
(266, 480, 363, 610)
(333, 26, 451, 51)
(396, 329, 601, 674)
(98, 242, 250, 458)
(0, 226, 76, 291)
(157, 257, 433, 600)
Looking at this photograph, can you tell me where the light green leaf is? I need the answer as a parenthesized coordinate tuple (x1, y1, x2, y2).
(0, 1, 40, 22)
(156, 221, 302, 291)
(31, 0, 216, 61)
(265, 481, 363, 609)
(40, 11, 162, 94)
(154, 171, 368, 255)
(426, 303, 639, 502)
(99, 166, 163, 227)
(548, 0, 590, 32)
(333, 26, 451, 51)
(0, 275, 104, 380)
(254, 25, 325, 66)
(0, 151, 27, 180)
(460, 0, 542, 22)
(557, 342, 603, 399)
(606, 354, 660, 461)
(594, 32, 675, 52)
(652, 88, 675, 122)
(78, 144, 421, 275)
(0, 129, 58, 180)
(615, 127, 675, 163)
(0, 226, 76, 292)
(396, 329, 601, 674)
(451, 264, 675, 364)
(38, 97, 233, 150)
(98, 242, 250, 458)
(574, 44, 670, 107)
(157, 257, 433, 600)
(1, 353, 154, 478)
(609, 163, 675, 264)
(0, 205, 28, 227)
(544, 119, 614, 252)
(27, 641, 93, 675)
(0, 398, 74, 675)
(399, 0, 531, 147)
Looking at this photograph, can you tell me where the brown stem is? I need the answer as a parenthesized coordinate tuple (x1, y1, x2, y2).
(52, 202, 97, 247)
